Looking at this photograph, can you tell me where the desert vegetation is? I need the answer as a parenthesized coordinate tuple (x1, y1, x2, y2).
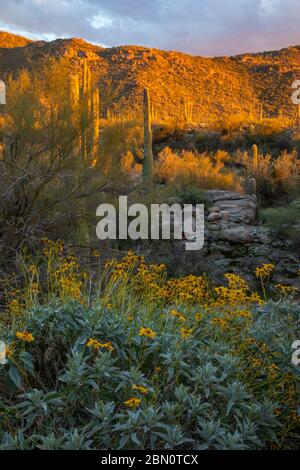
(0, 246, 299, 449)
(0, 37, 300, 450)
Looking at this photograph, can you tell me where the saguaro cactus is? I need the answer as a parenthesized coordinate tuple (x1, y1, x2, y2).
(69, 75, 79, 109)
(259, 103, 263, 123)
(131, 88, 153, 190)
(92, 88, 100, 162)
(183, 97, 193, 122)
(81, 60, 92, 160)
(83, 61, 91, 95)
(69, 75, 80, 157)
(252, 144, 258, 169)
(246, 177, 257, 196)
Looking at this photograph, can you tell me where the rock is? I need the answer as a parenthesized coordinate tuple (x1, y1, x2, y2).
(254, 231, 271, 244)
(250, 245, 272, 257)
(208, 206, 220, 213)
(220, 211, 230, 221)
(205, 190, 257, 225)
(219, 226, 254, 244)
(207, 212, 222, 222)
(214, 258, 233, 267)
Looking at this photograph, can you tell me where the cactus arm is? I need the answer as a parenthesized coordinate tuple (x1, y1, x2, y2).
(131, 138, 144, 163)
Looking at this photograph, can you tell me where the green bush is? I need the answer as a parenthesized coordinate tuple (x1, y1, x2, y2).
(176, 187, 208, 206)
(261, 203, 300, 247)
(0, 299, 299, 450)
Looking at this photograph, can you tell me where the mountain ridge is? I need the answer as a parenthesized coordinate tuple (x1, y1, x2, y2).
(1, 31, 300, 122)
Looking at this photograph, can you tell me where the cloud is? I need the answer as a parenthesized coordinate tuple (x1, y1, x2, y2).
(0, 0, 299, 55)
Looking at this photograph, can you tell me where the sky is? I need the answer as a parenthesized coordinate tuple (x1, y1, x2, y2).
(0, 0, 299, 56)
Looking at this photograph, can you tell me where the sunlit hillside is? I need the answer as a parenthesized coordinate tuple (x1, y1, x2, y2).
(1, 32, 300, 122)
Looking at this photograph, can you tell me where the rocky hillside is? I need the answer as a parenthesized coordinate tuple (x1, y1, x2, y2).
(0, 31, 32, 48)
(1, 31, 300, 122)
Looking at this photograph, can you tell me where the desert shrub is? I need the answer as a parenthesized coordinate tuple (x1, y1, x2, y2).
(214, 115, 291, 137)
(252, 119, 291, 137)
(155, 147, 241, 191)
(0, 59, 139, 265)
(152, 124, 185, 144)
(0, 249, 299, 449)
(1, 298, 299, 449)
(213, 112, 252, 134)
(176, 187, 207, 206)
(0, 60, 97, 259)
(260, 203, 300, 248)
(238, 149, 300, 206)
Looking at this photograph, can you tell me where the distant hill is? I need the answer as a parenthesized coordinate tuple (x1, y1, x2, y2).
(1, 31, 300, 122)
(0, 31, 32, 48)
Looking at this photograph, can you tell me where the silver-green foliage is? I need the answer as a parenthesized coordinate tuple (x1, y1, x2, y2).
(0, 300, 299, 449)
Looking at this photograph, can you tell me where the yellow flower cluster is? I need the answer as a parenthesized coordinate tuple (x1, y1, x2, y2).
(124, 397, 141, 408)
(103, 253, 293, 310)
(213, 273, 264, 307)
(86, 338, 114, 351)
(16, 331, 34, 342)
(275, 284, 298, 295)
(211, 317, 229, 330)
(132, 384, 148, 395)
(8, 299, 24, 317)
(255, 263, 275, 278)
(163, 274, 208, 304)
(41, 238, 64, 257)
(53, 254, 87, 301)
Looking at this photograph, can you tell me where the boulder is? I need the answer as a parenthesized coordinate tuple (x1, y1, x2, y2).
(208, 206, 220, 213)
(218, 226, 254, 244)
(207, 212, 222, 222)
(206, 190, 257, 225)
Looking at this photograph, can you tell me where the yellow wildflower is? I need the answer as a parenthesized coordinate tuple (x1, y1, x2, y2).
(86, 338, 100, 349)
(255, 263, 274, 278)
(180, 327, 192, 338)
(132, 384, 148, 395)
(268, 363, 279, 379)
(195, 313, 203, 321)
(86, 338, 114, 351)
(211, 318, 229, 330)
(170, 309, 186, 322)
(16, 331, 34, 342)
(275, 284, 298, 295)
(124, 397, 141, 408)
(5, 344, 13, 358)
(31, 282, 39, 295)
(28, 265, 38, 275)
(138, 327, 156, 339)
